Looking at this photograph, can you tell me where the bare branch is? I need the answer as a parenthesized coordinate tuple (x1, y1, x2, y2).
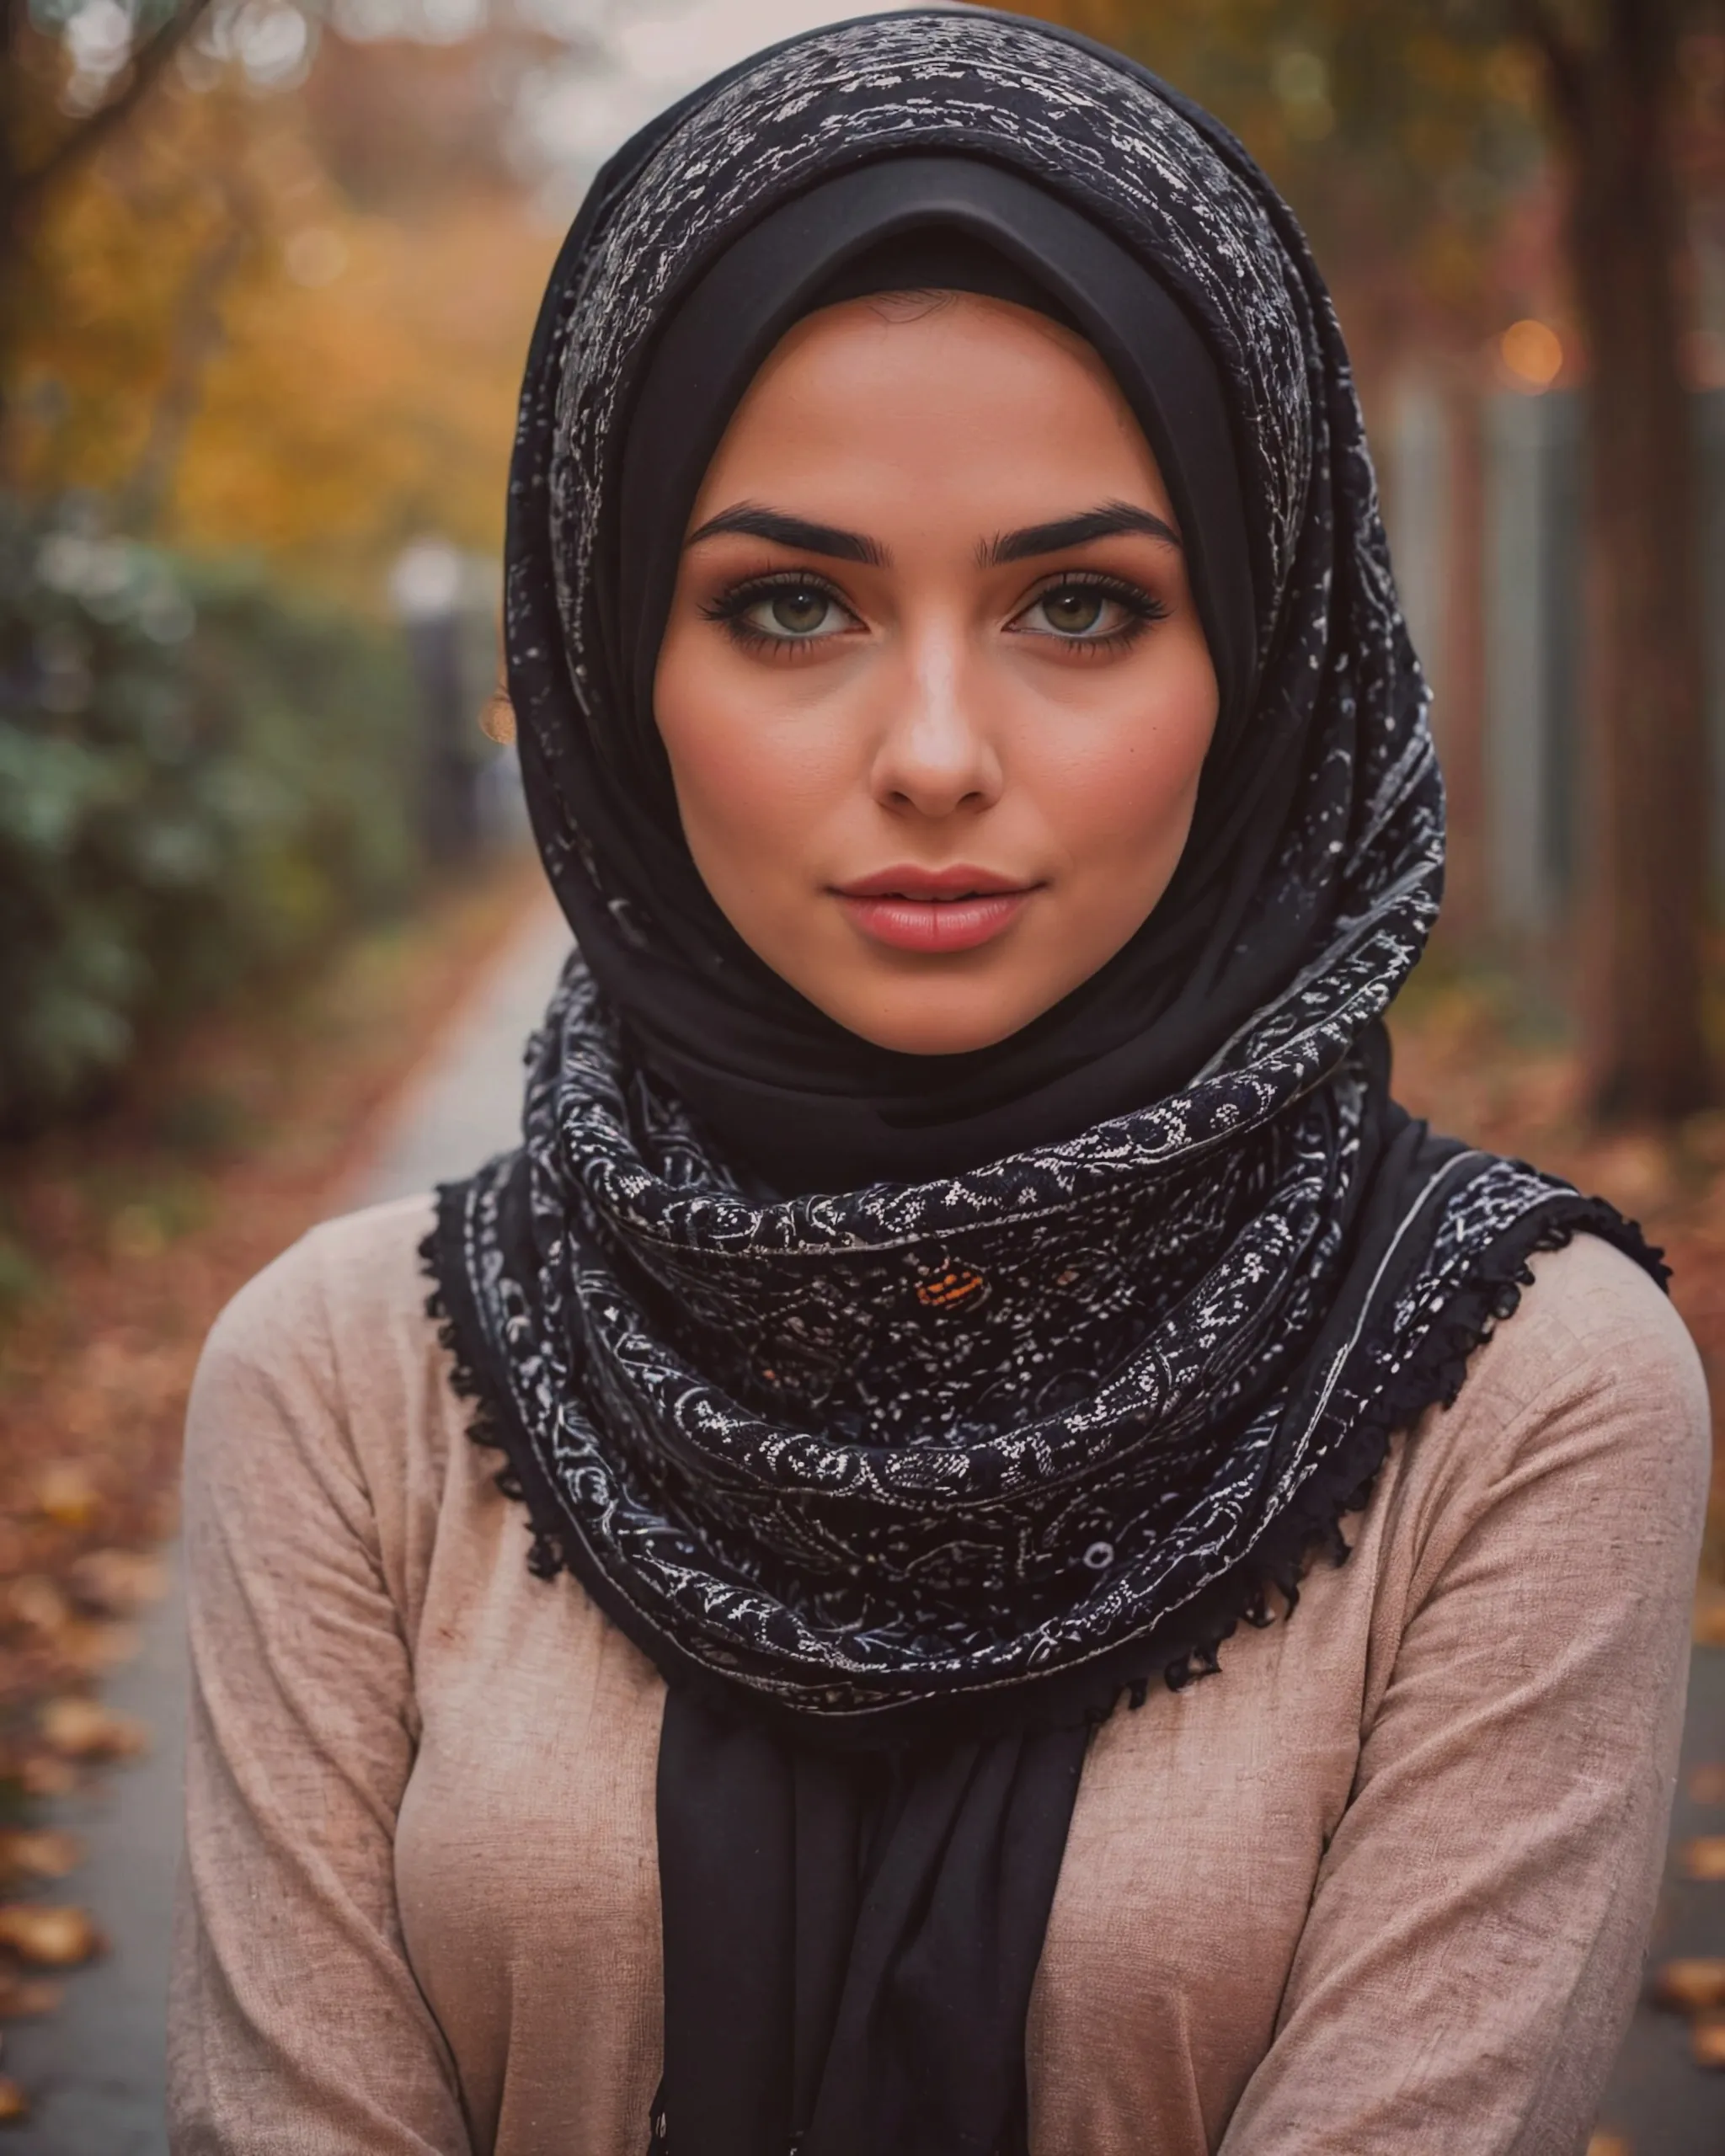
(13, 0, 216, 224)
(119, 209, 250, 529)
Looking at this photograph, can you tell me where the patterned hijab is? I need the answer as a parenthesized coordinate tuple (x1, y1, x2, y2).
(425, 14, 1659, 2153)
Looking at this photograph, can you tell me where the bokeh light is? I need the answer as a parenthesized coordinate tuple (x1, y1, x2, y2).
(1499, 317, 1564, 391)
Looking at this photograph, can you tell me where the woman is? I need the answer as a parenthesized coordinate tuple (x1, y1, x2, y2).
(169, 13, 1709, 2155)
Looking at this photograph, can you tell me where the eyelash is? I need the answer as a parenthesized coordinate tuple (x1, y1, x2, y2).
(701, 570, 857, 658)
(1013, 570, 1169, 654)
(699, 566, 1171, 657)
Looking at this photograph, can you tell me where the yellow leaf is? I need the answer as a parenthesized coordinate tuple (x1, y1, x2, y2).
(5, 1577, 70, 1636)
(33, 1464, 98, 1531)
(0, 1833, 80, 1884)
(68, 1549, 168, 1617)
(39, 1697, 147, 1762)
(61, 1621, 142, 1678)
(1653, 1958, 1725, 2013)
(0, 1906, 103, 1968)
(1690, 1763, 1725, 1805)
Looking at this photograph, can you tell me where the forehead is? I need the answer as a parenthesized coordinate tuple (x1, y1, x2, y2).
(748, 291, 1124, 406)
(549, 20, 1305, 612)
(696, 291, 1167, 509)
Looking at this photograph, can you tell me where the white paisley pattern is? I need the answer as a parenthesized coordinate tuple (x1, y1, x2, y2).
(439, 967, 1635, 1726)
(435, 12, 1659, 1733)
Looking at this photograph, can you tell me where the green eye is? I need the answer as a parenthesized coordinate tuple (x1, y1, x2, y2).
(1012, 576, 1162, 647)
(1039, 588, 1107, 636)
(758, 586, 837, 637)
(707, 575, 858, 653)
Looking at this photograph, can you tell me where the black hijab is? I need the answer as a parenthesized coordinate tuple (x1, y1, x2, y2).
(593, 156, 1268, 1193)
(515, 23, 1316, 1195)
(426, 14, 1663, 2154)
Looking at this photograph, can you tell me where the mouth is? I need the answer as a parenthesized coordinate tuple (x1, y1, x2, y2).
(830, 864, 1040, 955)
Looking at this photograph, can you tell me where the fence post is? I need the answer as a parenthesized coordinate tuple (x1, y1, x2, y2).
(390, 538, 499, 869)
(1482, 389, 1583, 937)
(1387, 378, 1495, 937)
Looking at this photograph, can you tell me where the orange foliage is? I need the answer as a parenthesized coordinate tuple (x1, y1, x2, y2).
(8, 32, 554, 601)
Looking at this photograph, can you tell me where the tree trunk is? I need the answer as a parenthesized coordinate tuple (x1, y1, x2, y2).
(1544, 0, 1712, 1118)
(0, 0, 212, 456)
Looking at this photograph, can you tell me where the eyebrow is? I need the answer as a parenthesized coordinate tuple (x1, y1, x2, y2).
(681, 497, 1183, 570)
(983, 501, 1183, 564)
(684, 504, 888, 566)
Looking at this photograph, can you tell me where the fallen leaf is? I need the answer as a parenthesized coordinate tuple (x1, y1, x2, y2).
(1586, 2134, 1632, 2156)
(108, 1204, 166, 1262)
(16, 1757, 74, 1800)
(39, 1696, 147, 1761)
(5, 1577, 69, 1636)
(0, 867, 541, 1988)
(1653, 1958, 1725, 2012)
(1693, 2013, 1725, 2070)
(0, 1977, 61, 2018)
(67, 1548, 167, 1617)
(1697, 1598, 1725, 1648)
(0, 1905, 102, 1967)
(61, 1620, 140, 1676)
(33, 1463, 97, 1530)
(1680, 1835, 1725, 1881)
(1691, 1764, 1725, 1805)
(0, 1833, 79, 1885)
(0, 2079, 27, 2121)
(1586, 1134, 1674, 1213)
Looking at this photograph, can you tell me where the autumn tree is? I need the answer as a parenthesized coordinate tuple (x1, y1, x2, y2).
(1039, 0, 1723, 1122)
(0, 0, 212, 372)
(3, 3, 556, 590)
(1517, 1, 1713, 1118)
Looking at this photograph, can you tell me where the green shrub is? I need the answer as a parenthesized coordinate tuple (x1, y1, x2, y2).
(0, 497, 423, 1132)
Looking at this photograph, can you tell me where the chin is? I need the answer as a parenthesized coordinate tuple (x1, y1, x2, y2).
(830, 990, 1049, 1059)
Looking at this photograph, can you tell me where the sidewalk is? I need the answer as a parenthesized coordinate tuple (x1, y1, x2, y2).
(2, 896, 572, 2155)
(5, 886, 1722, 2150)
(1599, 1640, 1725, 2153)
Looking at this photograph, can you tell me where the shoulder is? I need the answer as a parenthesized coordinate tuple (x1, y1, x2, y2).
(1451, 1231, 1705, 1458)
(197, 1193, 439, 1390)
(186, 1193, 451, 1520)
(1385, 1230, 1710, 1595)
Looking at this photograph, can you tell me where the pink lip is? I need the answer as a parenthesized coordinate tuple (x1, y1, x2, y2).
(831, 864, 1039, 954)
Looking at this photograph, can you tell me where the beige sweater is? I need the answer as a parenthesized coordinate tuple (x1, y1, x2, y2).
(168, 1197, 1709, 2156)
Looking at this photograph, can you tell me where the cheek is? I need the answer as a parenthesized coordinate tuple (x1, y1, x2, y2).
(1025, 648, 1218, 891)
(654, 638, 846, 879)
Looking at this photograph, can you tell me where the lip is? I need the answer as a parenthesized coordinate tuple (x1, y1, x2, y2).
(831, 863, 1039, 954)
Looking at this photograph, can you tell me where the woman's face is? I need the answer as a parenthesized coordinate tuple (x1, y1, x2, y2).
(654, 291, 1220, 1057)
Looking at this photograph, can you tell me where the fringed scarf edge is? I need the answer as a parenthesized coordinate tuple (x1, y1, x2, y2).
(418, 1183, 1665, 1750)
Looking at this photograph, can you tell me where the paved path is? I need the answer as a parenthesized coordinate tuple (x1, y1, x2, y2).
(3, 896, 571, 2155)
(7, 889, 1723, 2150)
(1598, 1640, 1725, 2151)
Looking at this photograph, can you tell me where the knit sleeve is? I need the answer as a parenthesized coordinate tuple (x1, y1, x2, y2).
(1219, 1235, 1711, 2156)
(168, 1216, 472, 2156)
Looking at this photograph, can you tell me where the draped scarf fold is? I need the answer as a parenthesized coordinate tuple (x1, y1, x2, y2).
(423, 14, 1666, 2153)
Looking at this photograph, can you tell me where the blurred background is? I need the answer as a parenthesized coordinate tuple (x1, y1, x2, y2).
(1, 0, 1724, 2148)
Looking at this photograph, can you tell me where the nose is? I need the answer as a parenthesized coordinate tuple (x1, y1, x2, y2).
(868, 620, 1003, 819)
